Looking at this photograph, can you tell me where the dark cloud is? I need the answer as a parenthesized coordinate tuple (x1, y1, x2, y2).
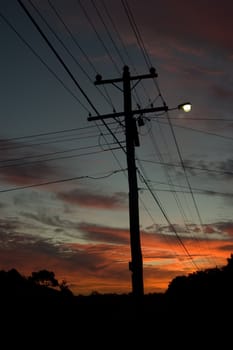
(21, 211, 75, 229)
(178, 158, 233, 181)
(0, 138, 60, 186)
(218, 244, 233, 252)
(0, 217, 23, 235)
(214, 221, 233, 236)
(0, 221, 53, 252)
(57, 188, 127, 210)
(216, 159, 233, 179)
(19, 211, 88, 241)
(143, 221, 233, 241)
(77, 222, 130, 245)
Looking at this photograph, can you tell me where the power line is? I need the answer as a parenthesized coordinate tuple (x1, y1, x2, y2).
(91, 0, 125, 66)
(0, 168, 126, 194)
(100, 0, 149, 104)
(121, 0, 151, 69)
(141, 187, 233, 198)
(156, 120, 233, 141)
(28, 0, 98, 83)
(121, 0, 164, 105)
(121, 0, 206, 238)
(0, 141, 125, 167)
(145, 125, 198, 238)
(0, 129, 124, 152)
(17, 0, 98, 115)
(153, 116, 233, 121)
(120, 1, 214, 248)
(77, 0, 120, 74)
(0, 124, 95, 142)
(119, 0, 224, 251)
(47, 0, 97, 74)
(45, 0, 116, 110)
(139, 158, 233, 177)
(0, 10, 90, 112)
(119, 0, 201, 244)
(16, 0, 125, 155)
(137, 168, 199, 270)
(0, 146, 123, 169)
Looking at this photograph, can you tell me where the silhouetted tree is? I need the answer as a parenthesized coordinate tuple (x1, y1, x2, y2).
(165, 253, 233, 308)
(59, 279, 73, 296)
(223, 253, 233, 272)
(29, 270, 59, 288)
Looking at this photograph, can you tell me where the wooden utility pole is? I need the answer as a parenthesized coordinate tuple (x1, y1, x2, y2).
(88, 66, 160, 297)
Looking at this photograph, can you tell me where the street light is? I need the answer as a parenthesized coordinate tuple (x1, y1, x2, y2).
(135, 102, 192, 126)
(178, 102, 192, 112)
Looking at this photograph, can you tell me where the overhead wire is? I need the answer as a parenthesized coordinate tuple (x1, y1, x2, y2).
(97, 0, 146, 106)
(113, 2, 201, 268)
(0, 10, 90, 113)
(120, 1, 200, 264)
(138, 158, 233, 178)
(47, 0, 175, 266)
(47, 0, 116, 110)
(121, 0, 151, 70)
(0, 168, 127, 194)
(153, 119, 233, 141)
(8, 0, 220, 272)
(0, 124, 95, 142)
(11, 0, 129, 213)
(166, 110, 220, 235)
(137, 167, 199, 270)
(16, 0, 100, 115)
(0, 147, 124, 171)
(0, 127, 124, 153)
(141, 187, 233, 198)
(137, 155, 213, 267)
(27, 0, 105, 87)
(155, 117, 233, 121)
(84, 0, 202, 268)
(0, 140, 125, 167)
(16, 0, 125, 156)
(107, 1, 151, 101)
(145, 126, 196, 228)
(45, 0, 130, 179)
(90, 0, 125, 67)
(0, 120, 122, 146)
(141, 178, 233, 198)
(77, 0, 120, 75)
(121, 0, 216, 266)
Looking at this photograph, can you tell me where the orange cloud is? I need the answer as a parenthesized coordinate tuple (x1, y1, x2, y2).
(0, 216, 233, 295)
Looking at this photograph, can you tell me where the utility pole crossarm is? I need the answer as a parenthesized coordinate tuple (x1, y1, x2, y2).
(94, 67, 157, 85)
(87, 105, 168, 122)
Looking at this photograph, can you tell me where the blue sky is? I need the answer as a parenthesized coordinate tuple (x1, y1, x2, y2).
(0, 0, 233, 295)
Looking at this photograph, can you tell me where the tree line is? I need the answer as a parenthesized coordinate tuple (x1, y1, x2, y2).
(1, 253, 233, 301)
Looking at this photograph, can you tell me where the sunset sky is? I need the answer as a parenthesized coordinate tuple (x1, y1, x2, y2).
(0, 0, 232, 295)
